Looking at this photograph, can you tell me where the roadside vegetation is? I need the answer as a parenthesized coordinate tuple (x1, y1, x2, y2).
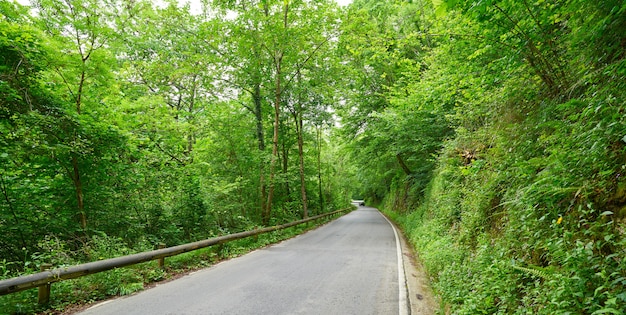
(343, 0, 626, 314)
(1, 0, 354, 313)
(2, 0, 625, 314)
(1, 217, 344, 314)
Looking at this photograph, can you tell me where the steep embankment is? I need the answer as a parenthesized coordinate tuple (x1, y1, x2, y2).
(384, 92, 626, 312)
(360, 1, 626, 314)
(382, 45, 626, 315)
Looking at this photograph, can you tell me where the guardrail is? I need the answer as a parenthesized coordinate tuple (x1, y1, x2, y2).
(0, 207, 353, 304)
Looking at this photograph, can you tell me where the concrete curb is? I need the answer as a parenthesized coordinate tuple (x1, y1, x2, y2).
(382, 213, 438, 315)
(379, 212, 410, 315)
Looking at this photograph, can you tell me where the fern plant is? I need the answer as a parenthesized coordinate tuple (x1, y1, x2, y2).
(511, 264, 559, 281)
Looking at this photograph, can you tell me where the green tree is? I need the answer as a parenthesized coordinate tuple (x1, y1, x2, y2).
(337, 0, 452, 203)
(210, 0, 273, 219)
(33, 0, 136, 231)
(213, 0, 340, 223)
(1, 1, 65, 260)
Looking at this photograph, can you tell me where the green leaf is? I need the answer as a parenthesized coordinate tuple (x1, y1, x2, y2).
(431, 0, 448, 17)
(591, 309, 622, 315)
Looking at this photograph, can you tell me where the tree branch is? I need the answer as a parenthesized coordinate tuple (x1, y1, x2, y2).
(153, 141, 187, 166)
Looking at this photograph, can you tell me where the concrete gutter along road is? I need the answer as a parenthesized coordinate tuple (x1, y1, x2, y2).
(78, 206, 435, 315)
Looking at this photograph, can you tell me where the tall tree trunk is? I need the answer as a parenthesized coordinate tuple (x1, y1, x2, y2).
(316, 126, 323, 214)
(185, 79, 197, 162)
(72, 155, 87, 230)
(265, 57, 281, 225)
(186, 134, 194, 159)
(281, 140, 291, 200)
(253, 83, 267, 217)
(296, 114, 308, 218)
(396, 153, 412, 176)
(264, 2, 289, 225)
(254, 83, 264, 151)
(293, 70, 308, 218)
(74, 68, 87, 231)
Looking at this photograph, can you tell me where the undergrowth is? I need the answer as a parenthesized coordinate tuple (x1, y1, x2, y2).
(0, 214, 345, 315)
(382, 81, 626, 314)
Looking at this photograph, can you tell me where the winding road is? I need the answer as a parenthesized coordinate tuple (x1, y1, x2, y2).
(78, 207, 409, 315)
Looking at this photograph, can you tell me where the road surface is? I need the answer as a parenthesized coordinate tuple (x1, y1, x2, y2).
(78, 207, 407, 315)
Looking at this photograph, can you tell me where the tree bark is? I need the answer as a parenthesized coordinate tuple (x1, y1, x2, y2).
(296, 114, 308, 218)
(185, 79, 198, 161)
(73, 68, 87, 231)
(396, 153, 412, 176)
(72, 155, 87, 230)
(316, 126, 323, 214)
(264, 2, 289, 225)
(253, 82, 267, 217)
(265, 55, 281, 225)
(281, 139, 291, 200)
(253, 83, 265, 151)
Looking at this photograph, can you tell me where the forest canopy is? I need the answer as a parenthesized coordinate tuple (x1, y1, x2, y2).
(1, 0, 353, 267)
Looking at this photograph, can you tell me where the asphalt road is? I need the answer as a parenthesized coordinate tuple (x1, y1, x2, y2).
(78, 207, 406, 315)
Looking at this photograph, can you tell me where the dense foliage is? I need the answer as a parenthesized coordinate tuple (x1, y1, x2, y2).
(341, 0, 626, 314)
(1, 0, 353, 295)
(2, 0, 626, 313)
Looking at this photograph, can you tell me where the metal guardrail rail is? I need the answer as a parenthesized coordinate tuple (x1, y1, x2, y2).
(0, 208, 352, 299)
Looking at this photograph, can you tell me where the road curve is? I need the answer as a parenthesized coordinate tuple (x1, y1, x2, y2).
(78, 207, 405, 315)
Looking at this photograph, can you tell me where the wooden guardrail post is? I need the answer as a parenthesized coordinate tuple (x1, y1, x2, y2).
(38, 264, 52, 305)
(157, 243, 166, 269)
(217, 242, 225, 259)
